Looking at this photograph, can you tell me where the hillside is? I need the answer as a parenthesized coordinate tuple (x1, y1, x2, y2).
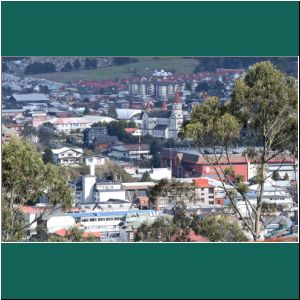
(30, 57, 199, 83)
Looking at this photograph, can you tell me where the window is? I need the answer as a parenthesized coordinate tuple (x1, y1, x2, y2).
(106, 217, 113, 221)
(98, 218, 105, 222)
(81, 218, 89, 222)
(90, 218, 96, 222)
(209, 188, 214, 193)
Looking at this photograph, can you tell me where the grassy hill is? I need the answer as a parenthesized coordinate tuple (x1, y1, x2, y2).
(30, 57, 199, 82)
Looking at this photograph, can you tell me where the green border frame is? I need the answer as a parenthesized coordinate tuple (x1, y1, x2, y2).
(1, 1, 299, 299)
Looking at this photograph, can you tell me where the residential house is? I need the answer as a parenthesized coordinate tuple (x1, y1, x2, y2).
(52, 147, 83, 166)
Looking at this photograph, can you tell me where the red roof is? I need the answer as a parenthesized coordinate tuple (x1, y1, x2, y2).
(193, 178, 211, 188)
(54, 229, 101, 238)
(125, 128, 138, 133)
(173, 90, 181, 104)
(170, 230, 209, 242)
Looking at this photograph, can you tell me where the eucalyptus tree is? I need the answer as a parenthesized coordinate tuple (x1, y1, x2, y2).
(2, 138, 74, 241)
(183, 61, 298, 241)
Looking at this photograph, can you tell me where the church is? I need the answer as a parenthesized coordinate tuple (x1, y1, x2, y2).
(141, 90, 183, 139)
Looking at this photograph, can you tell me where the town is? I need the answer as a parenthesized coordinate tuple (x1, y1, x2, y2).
(2, 56, 298, 242)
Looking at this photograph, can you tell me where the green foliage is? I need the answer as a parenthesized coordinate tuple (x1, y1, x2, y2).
(85, 58, 97, 69)
(150, 179, 197, 209)
(21, 121, 36, 137)
(83, 107, 90, 115)
(92, 120, 137, 143)
(195, 215, 248, 242)
(29, 224, 49, 242)
(2, 138, 73, 241)
(73, 58, 81, 70)
(2, 62, 9, 72)
(95, 161, 134, 182)
(24, 62, 56, 74)
(183, 96, 240, 148)
(61, 62, 73, 72)
(283, 172, 289, 180)
(140, 171, 152, 182)
(43, 147, 53, 164)
(107, 106, 117, 119)
(193, 57, 297, 77)
(272, 171, 281, 181)
(195, 81, 209, 93)
(230, 61, 297, 152)
(48, 227, 97, 242)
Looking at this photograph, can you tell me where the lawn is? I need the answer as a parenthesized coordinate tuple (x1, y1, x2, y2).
(31, 57, 199, 82)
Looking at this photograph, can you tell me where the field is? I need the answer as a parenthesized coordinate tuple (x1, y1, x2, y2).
(31, 57, 199, 82)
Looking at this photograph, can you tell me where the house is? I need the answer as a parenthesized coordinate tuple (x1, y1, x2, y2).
(110, 144, 151, 160)
(124, 128, 142, 136)
(92, 135, 119, 151)
(235, 188, 294, 218)
(51, 147, 83, 166)
(122, 182, 156, 209)
(119, 210, 169, 242)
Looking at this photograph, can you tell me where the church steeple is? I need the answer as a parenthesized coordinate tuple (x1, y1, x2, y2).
(145, 98, 151, 112)
(172, 89, 182, 111)
(161, 100, 168, 110)
(173, 89, 181, 104)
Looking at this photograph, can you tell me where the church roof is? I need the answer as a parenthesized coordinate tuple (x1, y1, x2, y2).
(146, 110, 172, 118)
(173, 90, 181, 104)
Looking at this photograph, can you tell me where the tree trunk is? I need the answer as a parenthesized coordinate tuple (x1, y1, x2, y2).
(255, 160, 266, 241)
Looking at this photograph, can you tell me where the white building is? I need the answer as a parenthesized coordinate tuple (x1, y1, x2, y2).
(124, 167, 172, 181)
(235, 188, 294, 218)
(109, 144, 151, 160)
(52, 147, 83, 166)
(142, 90, 183, 139)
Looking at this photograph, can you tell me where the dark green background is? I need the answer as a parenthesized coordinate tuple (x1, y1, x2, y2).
(1, 1, 299, 299)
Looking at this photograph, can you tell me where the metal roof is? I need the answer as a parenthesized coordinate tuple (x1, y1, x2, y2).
(67, 209, 159, 218)
(11, 93, 50, 102)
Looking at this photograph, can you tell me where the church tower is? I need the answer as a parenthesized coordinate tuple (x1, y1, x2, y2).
(169, 90, 183, 139)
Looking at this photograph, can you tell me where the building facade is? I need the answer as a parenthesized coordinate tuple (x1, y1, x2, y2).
(141, 90, 183, 139)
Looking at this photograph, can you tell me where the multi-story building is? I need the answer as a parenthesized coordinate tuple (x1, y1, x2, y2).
(51, 147, 83, 166)
(83, 127, 108, 147)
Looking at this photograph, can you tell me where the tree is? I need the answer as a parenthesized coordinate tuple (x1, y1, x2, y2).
(2, 138, 73, 241)
(107, 106, 117, 119)
(194, 215, 248, 242)
(83, 107, 90, 115)
(151, 152, 161, 168)
(195, 81, 209, 93)
(73, 58, 81, 70)
(283, 173, 289, 181)
(272, 171, 281, 181)
(43, 146, 53, 164)
(61, 62, 73, 72)
(184, 61, 298, 241)
(140, 171, 152, 182)
(2, 62, 9, 72)
(95, 161, 133, 182)
(85, 58, 97, 69)
(21, 121, 36, 138)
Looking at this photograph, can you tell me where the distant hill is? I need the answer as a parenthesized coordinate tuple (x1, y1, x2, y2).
(29, 57, 298, 83)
